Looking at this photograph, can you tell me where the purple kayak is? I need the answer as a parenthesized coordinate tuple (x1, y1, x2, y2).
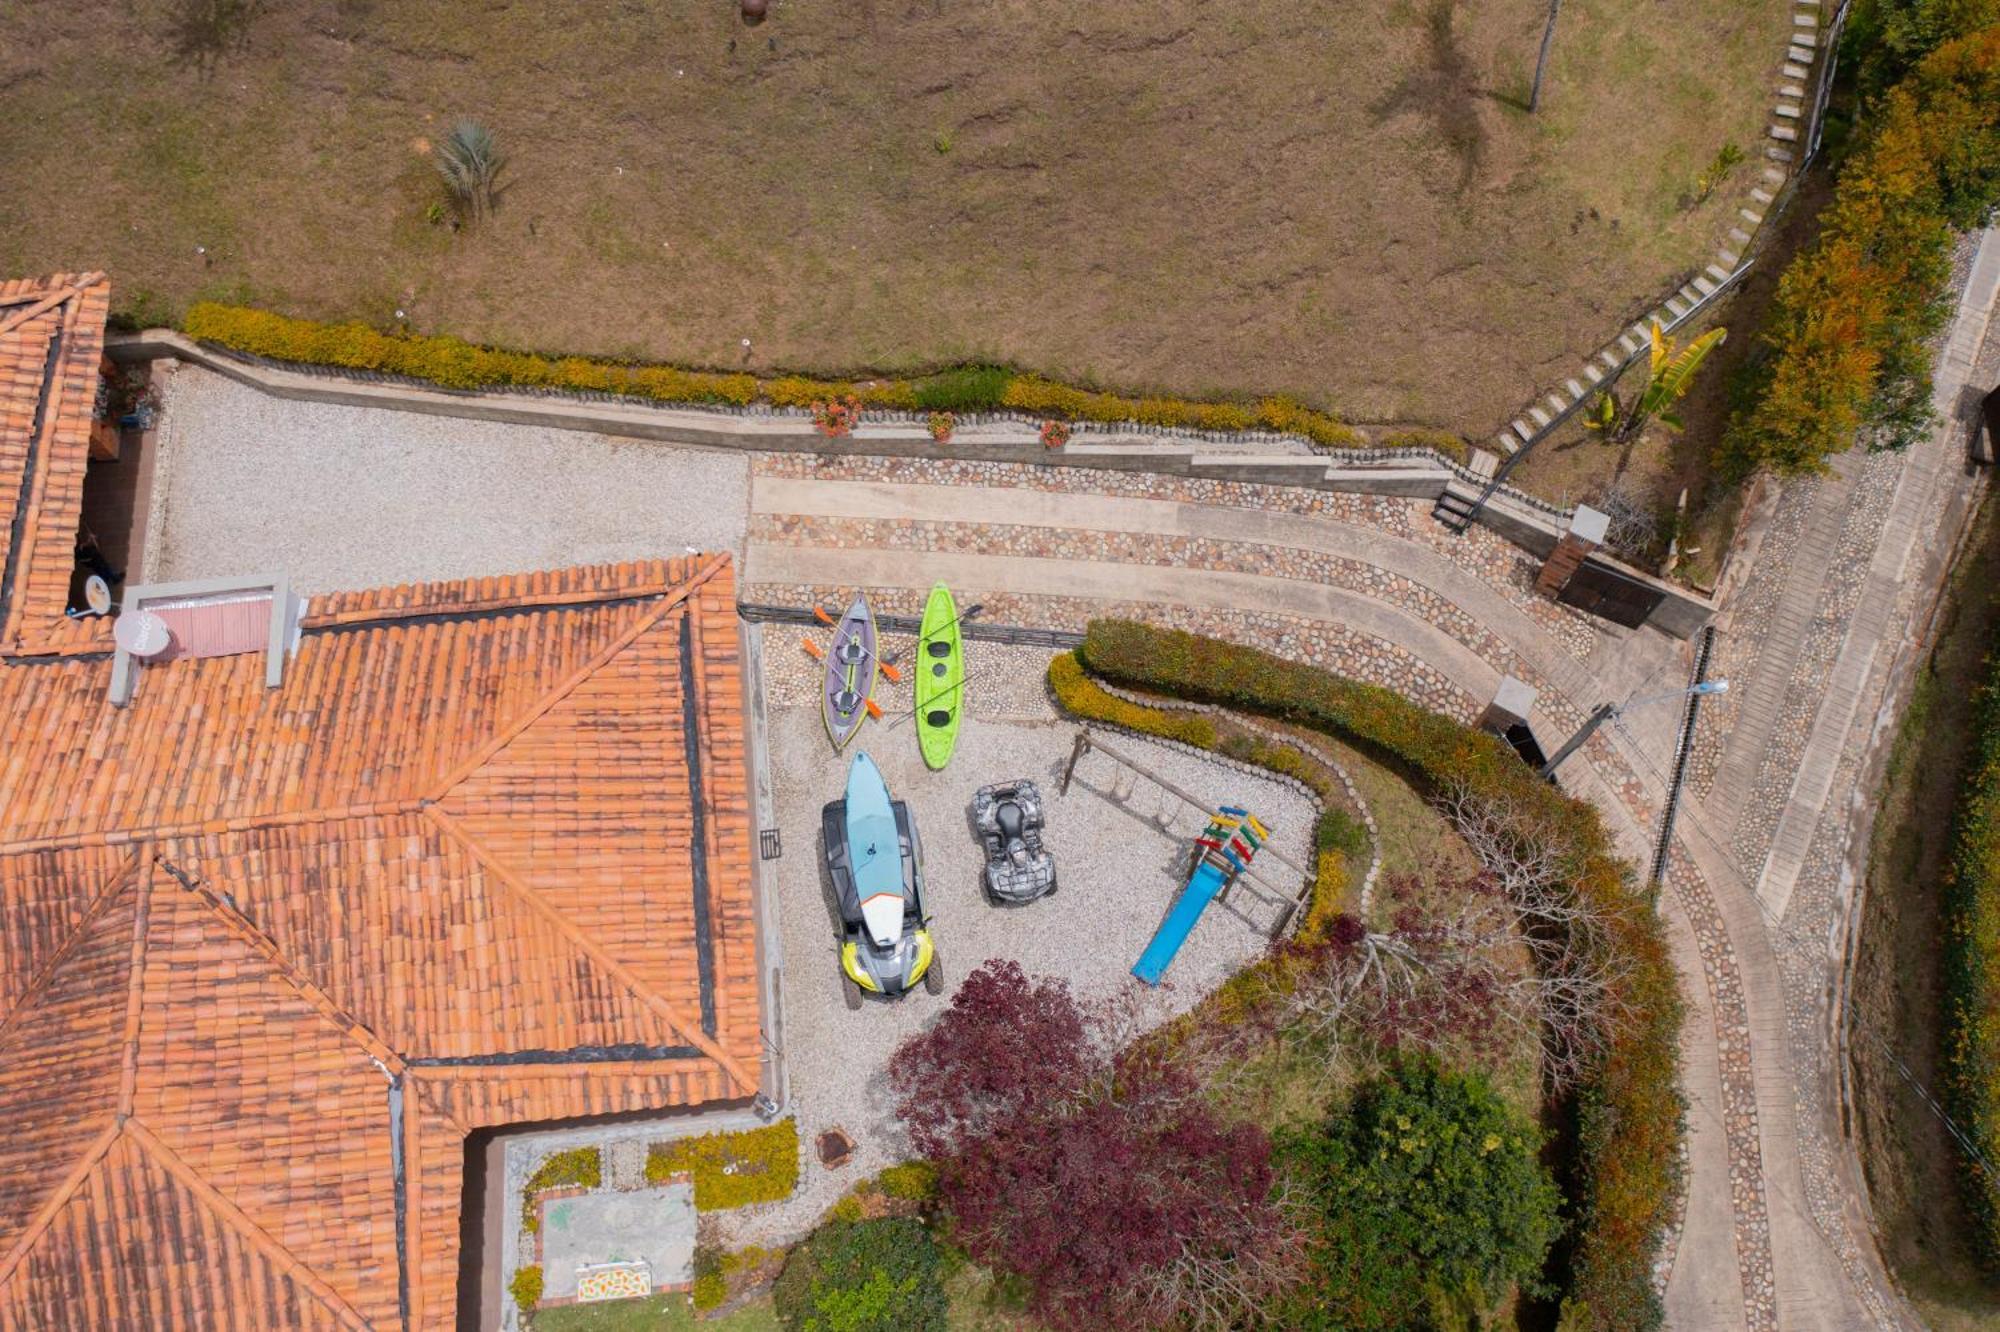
(822, 595, 878, 750)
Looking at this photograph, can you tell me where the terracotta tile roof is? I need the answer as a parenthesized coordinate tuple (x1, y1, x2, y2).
(0, 274, 113, 658)
(0, 529, 762, 1325)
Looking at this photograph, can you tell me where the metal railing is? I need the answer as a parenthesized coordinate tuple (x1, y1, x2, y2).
(1802, 0, 1853, 169)
(1448, 258, 1755, 530)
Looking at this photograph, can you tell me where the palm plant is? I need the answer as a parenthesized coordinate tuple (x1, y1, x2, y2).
(434, 121, 506, 222)
(1587, 322, 1727, 443)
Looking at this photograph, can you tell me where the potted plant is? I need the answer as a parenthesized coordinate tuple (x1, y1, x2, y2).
(1039, 419, 1071, 450)
(812, 395, 863, 438)
(928, 412, 956, 444)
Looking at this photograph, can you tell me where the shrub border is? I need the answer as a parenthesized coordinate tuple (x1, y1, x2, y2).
(175, 301, 1375, 451)
(644, 1120, 801, 1212)
(1046, 651, 1354, 942)
(1722, 25, 2000, 476)
(1067, 621, 1686, 1331)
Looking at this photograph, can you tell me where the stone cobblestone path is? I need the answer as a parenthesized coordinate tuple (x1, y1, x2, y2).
(742, 227, 2000, 1325)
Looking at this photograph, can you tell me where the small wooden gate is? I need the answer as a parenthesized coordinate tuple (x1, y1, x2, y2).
(1558, 558, 1666, 629)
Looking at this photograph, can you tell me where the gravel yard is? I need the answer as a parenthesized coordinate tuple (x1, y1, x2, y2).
(142, 365, 751, 594)
(723, 636, 1315, 1246)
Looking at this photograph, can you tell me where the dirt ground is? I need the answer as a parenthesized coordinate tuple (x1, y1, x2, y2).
(1850, 489, 2000, 1329)
(2, 0, 1789, 431)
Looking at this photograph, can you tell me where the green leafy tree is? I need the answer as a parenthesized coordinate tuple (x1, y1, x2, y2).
(1276, 1060, 1562, 1330)
(773, 1217, 946, 1332)
(1851, 0, 2000, 96)
(1587, 323, 1727, 443)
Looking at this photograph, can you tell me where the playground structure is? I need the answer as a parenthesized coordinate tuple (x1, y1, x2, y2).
(1132, 807, 1270, 987)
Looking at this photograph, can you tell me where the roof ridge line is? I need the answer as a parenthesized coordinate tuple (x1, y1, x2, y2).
(152, 854, 407, 1073)
(407, 1073, 474, 1140)
(422, 806, 755, 1093)
(0, 850, 142, 1043)
(115, 859, 155, 1116)
(0, 798, 425, 859)
(121, 1117, 374, 1331)
(301, 567, 692, 629)
(423, 553, 730, 802)
(0, 1119, 122, 1291)
(0, 272, 101, 340)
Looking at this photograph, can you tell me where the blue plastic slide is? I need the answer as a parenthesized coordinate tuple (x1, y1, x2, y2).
(1132, 858, 1231, 986)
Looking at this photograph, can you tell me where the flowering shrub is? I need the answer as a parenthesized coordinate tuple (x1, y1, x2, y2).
(180, 303, 1366, 448)
(1276, 1060, 1560, 1329)
(508, 1265, 542, 1314)
(772, 1218, 945, 1332)
(926, 411, 955, 443)
(811, 395, 863, 438)
(645, 1121, 799, 1210)
(520, 1146, 600, 1234)
(1039, 419, 1071, 449)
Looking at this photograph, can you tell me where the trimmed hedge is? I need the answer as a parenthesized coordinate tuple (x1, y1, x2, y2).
(1046, 650, 1351, 940)
(772, 1217, 946, 1332)
(508, 1264, 542, 1315)
(1722, 25, 2000, 476)
(178, 302, 1369, 449)
(1070, 621, 1684, 1331)
(645, 1121, 800, 1211)
(1944, 630, 2000, 1264)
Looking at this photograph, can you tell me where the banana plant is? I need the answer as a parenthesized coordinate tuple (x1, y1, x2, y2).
(1587, 322, 1727, 443)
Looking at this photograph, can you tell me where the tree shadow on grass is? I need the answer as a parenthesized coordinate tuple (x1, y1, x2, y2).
(1369, 0, 1486, 195)
(168, 0, 259, 76)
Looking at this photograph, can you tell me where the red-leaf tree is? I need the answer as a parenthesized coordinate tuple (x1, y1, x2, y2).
(889, 960, 1303, 1330)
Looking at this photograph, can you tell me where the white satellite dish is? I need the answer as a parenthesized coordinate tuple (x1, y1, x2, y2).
(83, 575, 113, 616)
(113, 609, 172, 658)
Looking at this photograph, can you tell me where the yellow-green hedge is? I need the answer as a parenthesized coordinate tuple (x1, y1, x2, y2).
(645, 1121, 800, 1211)
(179, 302, 1365, 447)
(1046, 650, 1352, 934)
(508, 1265, 542, 1315)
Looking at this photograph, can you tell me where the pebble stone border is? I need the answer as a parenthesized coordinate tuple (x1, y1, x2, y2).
(1485, 0, 1831, 458)
(754, 513, 1554, 688)
(1088, 677, 1387, 916)
(752, 453, 1602, 660)
(1663, 846, 1779, 1330)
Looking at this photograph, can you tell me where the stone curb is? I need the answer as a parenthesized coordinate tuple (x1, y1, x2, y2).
(1088, 677, 1386, 916)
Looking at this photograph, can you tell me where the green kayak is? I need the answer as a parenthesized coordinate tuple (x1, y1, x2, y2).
(915, 582, 964, 770)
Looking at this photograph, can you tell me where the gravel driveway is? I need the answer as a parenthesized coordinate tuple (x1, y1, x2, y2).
(142, 366, 751, 594)
(722, 647, 1315, 1247)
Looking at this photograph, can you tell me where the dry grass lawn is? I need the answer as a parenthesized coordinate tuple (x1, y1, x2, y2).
(1, 0, 1789, 430)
